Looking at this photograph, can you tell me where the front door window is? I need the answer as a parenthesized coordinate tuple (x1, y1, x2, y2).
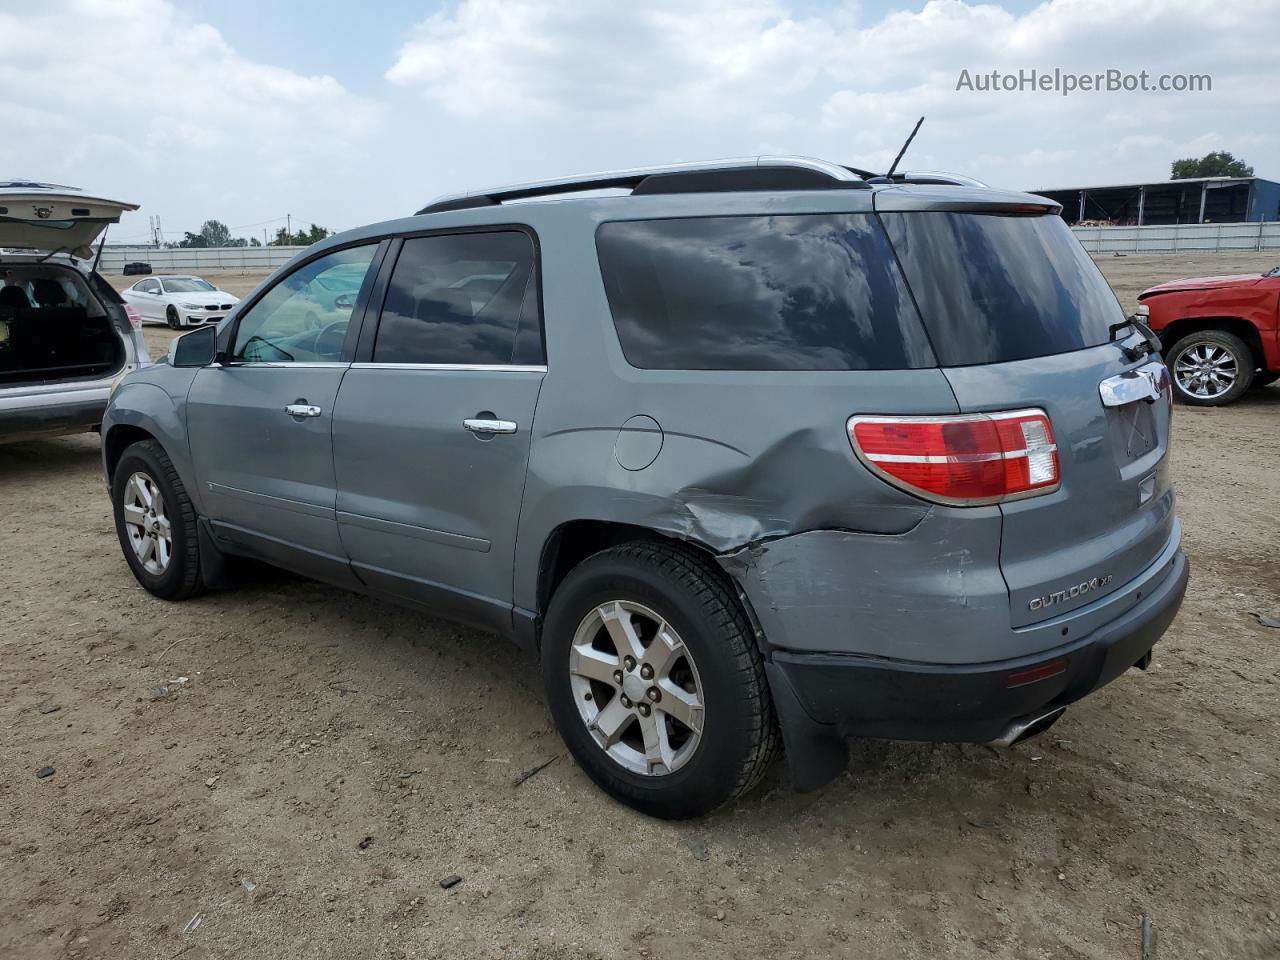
(231, 245, 378, 363)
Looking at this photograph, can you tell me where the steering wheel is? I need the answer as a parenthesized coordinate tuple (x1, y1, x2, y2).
(311, 319, 348, 360)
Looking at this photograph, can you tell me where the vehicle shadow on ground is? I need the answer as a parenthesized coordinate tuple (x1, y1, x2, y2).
(185, 560, 1074, 840)
(1231, 382, 1280, 407)
(0, 437, 1149, 843)
(0, 434, 103, 481)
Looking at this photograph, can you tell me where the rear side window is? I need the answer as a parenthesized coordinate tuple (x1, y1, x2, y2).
(595, 215, 934, 371)
(373, 231, 542, 366)
(881, 212, 1126, 366)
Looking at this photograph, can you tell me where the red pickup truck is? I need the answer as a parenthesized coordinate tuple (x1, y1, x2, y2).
(1138, 266, 1280, 405)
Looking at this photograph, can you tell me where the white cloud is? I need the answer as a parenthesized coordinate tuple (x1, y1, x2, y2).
(387, 0, 1280, 191)
(0, 0, 380, 240)
(5, 0, 1277, 236)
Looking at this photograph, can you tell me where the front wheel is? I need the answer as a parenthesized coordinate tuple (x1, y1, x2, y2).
(1168, 330, 1255, 405)
(166, 306, 181, 330)
(111, 440, 204, 600)
(541, 541, 778, 818)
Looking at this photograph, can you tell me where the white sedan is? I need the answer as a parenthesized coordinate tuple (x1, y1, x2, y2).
(121, 275, 239, 328)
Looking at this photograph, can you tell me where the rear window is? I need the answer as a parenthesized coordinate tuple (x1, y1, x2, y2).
(880, 212, 1126, 366)
(595, 214, 934, 371)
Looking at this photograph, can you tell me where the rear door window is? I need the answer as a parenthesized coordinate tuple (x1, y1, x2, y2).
(880, 212, 1126, 366)
(373, 231, 541, 366)
(595, 214, 934, 371)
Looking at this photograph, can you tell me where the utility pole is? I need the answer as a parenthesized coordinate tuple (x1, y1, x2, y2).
(264, 228, 269, 247)
(286, 213, 291, 243)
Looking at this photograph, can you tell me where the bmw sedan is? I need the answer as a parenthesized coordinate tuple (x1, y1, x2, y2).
(122, 275, 239, 328)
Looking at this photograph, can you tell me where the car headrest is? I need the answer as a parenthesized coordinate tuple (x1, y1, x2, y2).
(31, 278, 68, 306)
(0, 285, 30, 309)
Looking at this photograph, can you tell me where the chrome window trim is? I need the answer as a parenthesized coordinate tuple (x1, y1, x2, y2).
(224, 361, 351, 369)
(348, 362, 547, 373)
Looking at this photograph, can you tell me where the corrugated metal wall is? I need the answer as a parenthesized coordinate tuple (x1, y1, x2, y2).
(98, 246, 307, 271)
(1071, 221, 1280, 254)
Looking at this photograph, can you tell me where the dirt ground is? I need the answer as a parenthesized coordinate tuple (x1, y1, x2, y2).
(3, 254, 1278, 960)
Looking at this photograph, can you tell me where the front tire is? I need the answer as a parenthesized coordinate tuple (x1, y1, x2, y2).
(112, 440, 204, 600)
(1168, 330, 1254, 405)
(541, 541, 778, 819)
(166, 306, 181, 330)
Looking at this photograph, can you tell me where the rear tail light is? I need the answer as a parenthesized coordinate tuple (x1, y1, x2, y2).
(847, 409, 1060, 505)
(124, 304, 142, 331)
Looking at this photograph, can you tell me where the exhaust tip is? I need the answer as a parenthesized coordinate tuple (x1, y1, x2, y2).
(988, 707, 1066, 748)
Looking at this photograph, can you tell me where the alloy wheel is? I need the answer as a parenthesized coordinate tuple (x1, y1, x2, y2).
(122, 471, 172, 575)
(1173, 342, 1238, 399)
(568, 600, 705, 776)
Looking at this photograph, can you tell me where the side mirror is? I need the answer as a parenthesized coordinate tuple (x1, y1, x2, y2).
(170, 325, 218, 367)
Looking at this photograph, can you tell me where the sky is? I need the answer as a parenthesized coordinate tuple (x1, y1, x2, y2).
(1, 0, 1274, 245)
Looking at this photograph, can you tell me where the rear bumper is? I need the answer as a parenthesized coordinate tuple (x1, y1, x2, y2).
(0, 387, 109, 443)
(765, 549, 1189, 789)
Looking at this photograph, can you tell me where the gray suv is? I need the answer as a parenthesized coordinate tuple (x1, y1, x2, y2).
(1, 182, 149, 443)
(102, 157, 1189, 818)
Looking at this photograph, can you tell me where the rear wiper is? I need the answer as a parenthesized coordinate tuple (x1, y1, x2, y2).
(1111, 316, 1161, 362)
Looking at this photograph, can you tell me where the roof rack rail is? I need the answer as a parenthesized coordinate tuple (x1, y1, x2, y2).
(417, 156, 868, 214)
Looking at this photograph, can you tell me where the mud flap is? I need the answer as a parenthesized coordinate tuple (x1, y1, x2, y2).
(196, 517, 235, 590)
(764, 661, 849, 792)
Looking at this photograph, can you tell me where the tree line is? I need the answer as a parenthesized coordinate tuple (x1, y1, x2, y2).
(169, 220, 332, 249)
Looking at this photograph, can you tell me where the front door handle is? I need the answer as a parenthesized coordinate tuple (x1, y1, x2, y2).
(463, 418, 517, 435)
(285, 403, 323, 419)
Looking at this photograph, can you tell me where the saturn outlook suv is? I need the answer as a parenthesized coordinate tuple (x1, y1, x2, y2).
(101, 157, 1189, 818)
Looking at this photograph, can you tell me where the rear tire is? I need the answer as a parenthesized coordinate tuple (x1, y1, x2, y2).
(112, 440, 204, 600)
(541, 541, 778, 819)
(1167, 330, 1254, 406)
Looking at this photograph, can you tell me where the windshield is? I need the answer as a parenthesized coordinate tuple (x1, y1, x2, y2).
(163, 278, 216, 293)
(881, 212, 1126, 366)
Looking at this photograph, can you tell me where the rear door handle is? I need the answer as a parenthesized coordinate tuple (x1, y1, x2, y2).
(1099, 361, 1168, 407)
(285, 403, 322, 418)
(463, 418, 517, 435)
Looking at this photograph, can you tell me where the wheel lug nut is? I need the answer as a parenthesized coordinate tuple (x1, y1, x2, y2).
(623, 655, 636, 671)
(639, 664, 653, 680)
(620, 695, 633, 709)
(646, 686, 660, 702)
(613, 670, 624, 685)
(637, 702, 651, 717)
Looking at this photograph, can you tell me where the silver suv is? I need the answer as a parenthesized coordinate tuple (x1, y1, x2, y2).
(1, 182, 149, 444)
(102, 157, 1189, 818)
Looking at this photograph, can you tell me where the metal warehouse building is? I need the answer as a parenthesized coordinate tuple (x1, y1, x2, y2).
(1032, 176, 1280, 227)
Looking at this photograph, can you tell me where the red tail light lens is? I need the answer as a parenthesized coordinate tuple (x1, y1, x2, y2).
(848, 410, 1059, 505)
(124, 305, 142, 331)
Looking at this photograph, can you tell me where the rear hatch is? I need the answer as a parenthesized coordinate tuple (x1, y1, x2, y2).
(878, 195, 1176, 627)
(0, 181, 139, 259)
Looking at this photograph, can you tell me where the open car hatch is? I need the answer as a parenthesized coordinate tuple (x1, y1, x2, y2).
(0, 180, 139, 260)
